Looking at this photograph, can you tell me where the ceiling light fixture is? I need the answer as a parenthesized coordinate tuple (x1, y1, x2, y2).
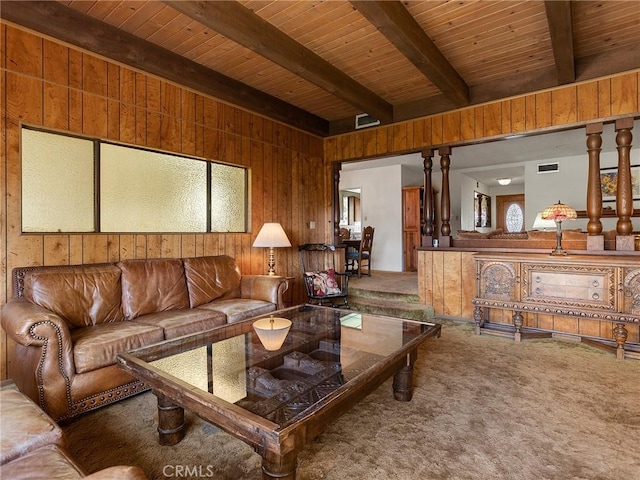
(497, 178, 512, 186)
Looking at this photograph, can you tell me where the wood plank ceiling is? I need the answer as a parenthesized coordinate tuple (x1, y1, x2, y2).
(2, 1, 639, 137)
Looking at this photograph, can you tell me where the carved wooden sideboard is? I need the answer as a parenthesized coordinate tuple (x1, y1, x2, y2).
(472, 253, 640, 359)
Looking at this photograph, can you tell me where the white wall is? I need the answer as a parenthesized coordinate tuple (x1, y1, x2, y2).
(340, 163, 406, 271)
(524, 149, 639, 232)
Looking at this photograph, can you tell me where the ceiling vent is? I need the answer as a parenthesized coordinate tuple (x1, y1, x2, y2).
(537, 162, 559, 174)
(355, 113, 380, 130)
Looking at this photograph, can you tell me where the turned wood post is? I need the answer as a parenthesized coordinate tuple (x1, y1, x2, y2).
(422, 148, 435, 245)
(332, 162, 342, 246)
(439, 146, 451, 247)
(586, 123, 603, 235)
(615, 118, 634, 242)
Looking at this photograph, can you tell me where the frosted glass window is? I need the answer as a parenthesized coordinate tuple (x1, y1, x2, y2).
(100, 144, 207, 232)
(211, 163, 247, 232)
(22, 129, 95, 232)
(506, 203, 524, 232)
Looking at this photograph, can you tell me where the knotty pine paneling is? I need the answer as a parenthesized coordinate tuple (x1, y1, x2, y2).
(0, 23, 6, 380)
(1, 24, 325, 380)
(327, 70, 640, 163)
(418, 250, 477, 319)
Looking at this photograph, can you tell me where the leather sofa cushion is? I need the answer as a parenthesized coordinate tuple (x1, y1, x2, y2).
(197, 298, 275, 323)
(22, 266, 123, 329)
(133, 309, 226, 339)
(118, 258, 189, 320)
(0, 444, 85, 479)
(71, 322, 164, 373)
(183, 256, 241, 308)
(0, 389, 65, 465)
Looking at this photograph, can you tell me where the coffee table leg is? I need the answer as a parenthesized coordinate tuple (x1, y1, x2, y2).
(393, 350, 417, 401)
(156, 392, 185, 446)
(261, 451, 297, 480)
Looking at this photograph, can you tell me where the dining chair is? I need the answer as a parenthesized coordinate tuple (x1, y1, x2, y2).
(345, 226, 374, 277)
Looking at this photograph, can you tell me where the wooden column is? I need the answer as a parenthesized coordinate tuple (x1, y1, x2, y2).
(615, 118, 634, 250)
(585, 123, 604, 250)
(422, 148, 435, 246)
(439, 147, 452, 247)
(332, 162, 342, 246)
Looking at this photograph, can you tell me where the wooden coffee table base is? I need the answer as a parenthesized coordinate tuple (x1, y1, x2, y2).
(153, 354, 420, 480)
(156, 393, 185, 446)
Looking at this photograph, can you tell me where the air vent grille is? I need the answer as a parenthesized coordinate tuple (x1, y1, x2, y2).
(537, 162, 559, 174)
(355, 113, 380, 130)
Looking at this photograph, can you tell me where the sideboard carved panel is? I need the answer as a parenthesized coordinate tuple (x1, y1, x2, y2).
(479, 261, 517, 300)
(623, 267, 640, 315)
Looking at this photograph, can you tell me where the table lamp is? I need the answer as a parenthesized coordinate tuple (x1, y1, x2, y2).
(252, 222, 292, 275)
(541, 201, 577, 255)
(531, 212, 557, 231)
(253, 316, 292, 351)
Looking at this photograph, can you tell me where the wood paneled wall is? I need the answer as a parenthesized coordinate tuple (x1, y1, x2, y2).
(0, 23, 330, 379)
(325, 70, 640, 162)
(418, 250, 477, 319)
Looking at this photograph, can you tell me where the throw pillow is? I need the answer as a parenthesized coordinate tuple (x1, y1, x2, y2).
(305, 269, 342, 297)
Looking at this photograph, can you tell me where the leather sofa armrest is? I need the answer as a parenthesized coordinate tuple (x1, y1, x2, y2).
(1, 298, 74, 350)
(1, 298, 76, 419)
(84, 465, 149, 480)
(240, 275, 289, 309)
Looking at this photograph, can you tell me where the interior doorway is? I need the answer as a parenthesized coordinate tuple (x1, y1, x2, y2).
(496, 194, 525, 232)
(339, 188, 361, 238)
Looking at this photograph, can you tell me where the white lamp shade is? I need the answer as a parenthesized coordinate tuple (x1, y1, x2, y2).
(252, 223, 292, 248)
(531, 212, 557, 230)
(253, 317, 292, 351)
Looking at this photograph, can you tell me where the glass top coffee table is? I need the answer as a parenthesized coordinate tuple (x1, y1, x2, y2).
(117, 304, 441, 480)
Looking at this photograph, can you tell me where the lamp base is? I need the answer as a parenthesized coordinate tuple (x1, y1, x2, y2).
(267, 247, 277, 276)
(550, 220, 568, 256)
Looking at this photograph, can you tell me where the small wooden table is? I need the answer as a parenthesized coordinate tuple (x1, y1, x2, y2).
(117, 305, 441, 479)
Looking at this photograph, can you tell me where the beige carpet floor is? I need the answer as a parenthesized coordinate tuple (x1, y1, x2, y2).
(63, 320, 640, 480)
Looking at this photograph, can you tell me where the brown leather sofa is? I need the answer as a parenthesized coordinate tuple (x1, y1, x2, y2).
(1, 387, 148, 479)
(1, 255, 288, 421)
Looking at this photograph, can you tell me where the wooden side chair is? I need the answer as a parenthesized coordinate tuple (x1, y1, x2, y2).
(339, 227, 351, 241)
(298, 244, 349, 308)
(345, 226, 374, 277)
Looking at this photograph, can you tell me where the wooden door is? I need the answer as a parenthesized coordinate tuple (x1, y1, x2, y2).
(403, 187, 422, 271)
(496, 194, 525, 232)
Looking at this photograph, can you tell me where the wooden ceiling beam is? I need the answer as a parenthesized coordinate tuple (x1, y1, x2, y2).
(544, 0, 576, 84)
(351, 0, 469, 108)
(164, 0, 394, 124)
(0, 0, 329, 136)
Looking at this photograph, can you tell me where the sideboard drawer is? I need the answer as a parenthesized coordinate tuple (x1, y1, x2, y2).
(522, 264, 615, 311)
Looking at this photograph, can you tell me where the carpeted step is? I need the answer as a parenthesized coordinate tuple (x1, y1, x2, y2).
(348, 286, 419, 304)
(346, 296, 435, 322)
